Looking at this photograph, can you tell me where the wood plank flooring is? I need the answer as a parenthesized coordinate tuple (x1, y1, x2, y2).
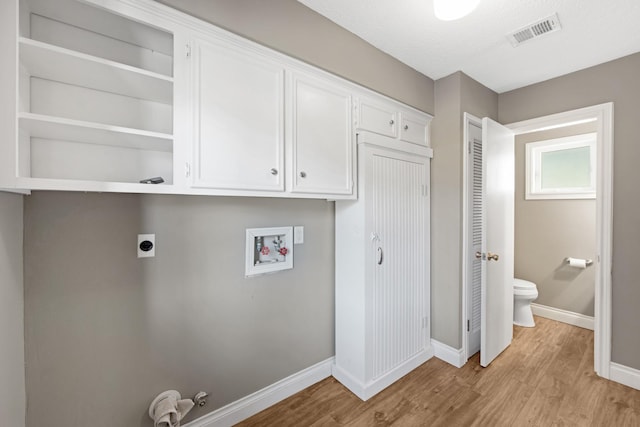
(237, 317, 640, 426)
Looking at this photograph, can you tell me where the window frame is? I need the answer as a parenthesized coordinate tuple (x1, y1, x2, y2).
(525, 132, 597, 200)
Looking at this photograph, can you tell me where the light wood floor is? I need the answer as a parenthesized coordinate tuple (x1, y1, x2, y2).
(238, 317, 640, 426)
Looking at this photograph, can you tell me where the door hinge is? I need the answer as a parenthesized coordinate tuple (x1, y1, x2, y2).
(185, 162, 191, 178)
(467, 319, 470, 332)
(422, 316, 429, 329)
(422, 184, 428, 196)
(468, 140, 471, 154)
(186, 44, 191, 58)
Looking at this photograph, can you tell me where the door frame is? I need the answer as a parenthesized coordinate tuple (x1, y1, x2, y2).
(461, 103, 613, 379)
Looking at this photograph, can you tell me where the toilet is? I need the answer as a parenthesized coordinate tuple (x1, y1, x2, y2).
(513, 278, 538, 327)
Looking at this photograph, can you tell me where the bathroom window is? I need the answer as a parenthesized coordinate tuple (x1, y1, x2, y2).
(525, 133, 596, 200)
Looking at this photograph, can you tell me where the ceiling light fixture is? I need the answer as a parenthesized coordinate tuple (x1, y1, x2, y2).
(434, 0, 481, 21)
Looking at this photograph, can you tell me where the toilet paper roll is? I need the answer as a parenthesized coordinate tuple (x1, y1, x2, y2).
(568, 257, 587, 269)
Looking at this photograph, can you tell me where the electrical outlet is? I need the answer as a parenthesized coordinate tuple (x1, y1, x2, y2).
(138, 234, 155, 258)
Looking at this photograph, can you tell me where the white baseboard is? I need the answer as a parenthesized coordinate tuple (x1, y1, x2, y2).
(531, 303, 594, 330)
(332, 347, 434, 401)
(431, 339, 465, 368)
(610, 362, 640, 391)
(184, 357, 334, 427)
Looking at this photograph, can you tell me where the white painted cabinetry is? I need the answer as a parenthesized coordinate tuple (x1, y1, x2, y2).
(187, 36, 355, 198)
(400, 110, 430, 145)
(0, 0, 429, 200)
(356, 97, 398, 138)
(289, 72, 354, 196)
(11, 0, 175, 191)
(190, 36, 285, 192)
(356, 96, 430, 146)
(333, 130, 434, 400)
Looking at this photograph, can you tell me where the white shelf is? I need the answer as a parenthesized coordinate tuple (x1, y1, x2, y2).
(19, 113, 173, 152)
(15, 177, 176, 194)
(19, 37, 173, 104)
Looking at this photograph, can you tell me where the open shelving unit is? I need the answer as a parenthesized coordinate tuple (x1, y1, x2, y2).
(17, 0, 175, 188)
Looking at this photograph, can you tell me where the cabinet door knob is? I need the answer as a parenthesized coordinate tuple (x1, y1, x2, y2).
(300, 171, 307, 178)
(404, 124, 409, 130)
(270, 168, 278, 175)
(389, 119, 395, 125)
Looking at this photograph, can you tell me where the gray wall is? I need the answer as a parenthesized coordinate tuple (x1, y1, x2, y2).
(24, 192, 334, 427)
(156, 0, 434, 113)
(515, 123, 597, 317)
(431, 72, 498, 348)
(0, 192, 25, 427)
(500, 52, 640, 370)
(22, 2, 435, 427)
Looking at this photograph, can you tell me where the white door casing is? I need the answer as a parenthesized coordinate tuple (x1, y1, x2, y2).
(480, 117, 515, 367)
(463, 104, 612, 377)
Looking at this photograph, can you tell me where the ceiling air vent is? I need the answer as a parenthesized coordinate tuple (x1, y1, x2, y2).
(507, 13, 562, 47)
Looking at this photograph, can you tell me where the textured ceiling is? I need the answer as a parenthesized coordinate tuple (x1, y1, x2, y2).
(297, 0, 640, 93)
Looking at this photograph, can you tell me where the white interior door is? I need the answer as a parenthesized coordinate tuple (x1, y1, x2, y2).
(480, 117, 515, 367)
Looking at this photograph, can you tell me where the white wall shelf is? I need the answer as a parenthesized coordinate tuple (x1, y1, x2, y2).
(19, 113, 173, 152)
(20, 38, 173, 105)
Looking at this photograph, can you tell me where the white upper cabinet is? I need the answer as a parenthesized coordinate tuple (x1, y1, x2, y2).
(289, 72, 354, 196)
(0, 0, 429, 198)
(190, 36, 285, 192)
(186, 35, 355, 198)
(356, 95, 431, 147)
(357, 97, 398, 138)
(5, 0, 176, 192)
(400, 111, 429, 146)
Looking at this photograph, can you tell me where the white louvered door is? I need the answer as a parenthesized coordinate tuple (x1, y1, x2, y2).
(366, 145, 429, 381)
(468, 123, 483, 357)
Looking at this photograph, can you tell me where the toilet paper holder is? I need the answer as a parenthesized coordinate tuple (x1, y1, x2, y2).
(565, 257, 593, 266)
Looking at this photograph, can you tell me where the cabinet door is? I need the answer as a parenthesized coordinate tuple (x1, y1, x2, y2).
(191, 37, 284, 191)
(357, 97, 397, 138)
(365, 146, 429, 380)
(290, 73, 353, 195)
(400, 111, 428, 146)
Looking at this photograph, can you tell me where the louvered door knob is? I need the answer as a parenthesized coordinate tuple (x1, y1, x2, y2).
(487, 252, 500, 261)
(404, 125, 409, 130)
(389, 119, 394, 125)
(270, 168, 278, 175)
(300, 171, 306, 178)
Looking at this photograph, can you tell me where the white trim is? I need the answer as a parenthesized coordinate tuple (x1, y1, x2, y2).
(432, 339, 466, 368)
(610, 363, 640, 391)
(507, 102, 614, 380)
(183, 357, 333, 427)
(461, 112, 482, 362)
(525, 133, 597, 200)
(332, 348, 433, 401)
(530, 303, 594, 330)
